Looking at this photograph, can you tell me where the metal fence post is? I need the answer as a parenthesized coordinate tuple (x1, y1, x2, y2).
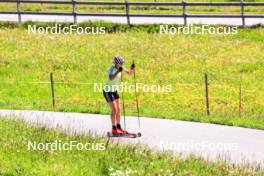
(182, 0, 187, 26)
(50, 72, 55, 108)
(72, 0, 77, 24)
(16, 0, 22, 23)
(125, 0, 130, 26)
(204, 73, 210, 116)
(241, 0, 245, 27)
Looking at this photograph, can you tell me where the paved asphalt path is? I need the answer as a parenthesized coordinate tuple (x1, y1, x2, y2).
(0, 109, 263, 167)
(1, 14, 264, 26)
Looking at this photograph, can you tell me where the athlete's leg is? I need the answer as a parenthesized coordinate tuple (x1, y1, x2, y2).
(114, 98, 121, 125)
(108, 101, 117, 127)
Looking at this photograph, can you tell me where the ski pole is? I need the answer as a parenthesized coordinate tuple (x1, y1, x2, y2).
(121, 72, 126, 130)
(133, 59, 141, 128)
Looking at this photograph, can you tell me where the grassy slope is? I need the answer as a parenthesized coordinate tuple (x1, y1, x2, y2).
(0, 118, 262, 175)
(0, 25, 264, 129)
(0, 26, 264, 129)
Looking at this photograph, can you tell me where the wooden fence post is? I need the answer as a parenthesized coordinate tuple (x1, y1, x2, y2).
(204, 73, 210, 116)
(72, 0, 77, 24)
(16, 0, 21, 23)
(125, 0, 130, 26)
(239, 80, 243, 117)
(241, 0, 245, 27)
(50, 72, 55, 107)
(182, 0, 187, 26)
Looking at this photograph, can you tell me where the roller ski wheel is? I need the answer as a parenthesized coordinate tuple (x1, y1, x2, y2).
(137, 132, 142, 137)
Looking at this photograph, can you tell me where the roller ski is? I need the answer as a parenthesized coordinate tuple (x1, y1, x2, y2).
(107, 129, 141, 138)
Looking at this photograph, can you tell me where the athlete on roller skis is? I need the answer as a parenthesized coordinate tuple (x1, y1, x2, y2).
(103, 56, 136, 137)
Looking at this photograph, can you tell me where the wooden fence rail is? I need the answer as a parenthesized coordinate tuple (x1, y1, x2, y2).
(0, 0, 264, 26)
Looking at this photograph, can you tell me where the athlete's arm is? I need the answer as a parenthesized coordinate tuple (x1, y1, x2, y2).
(109, 67, 123, 80)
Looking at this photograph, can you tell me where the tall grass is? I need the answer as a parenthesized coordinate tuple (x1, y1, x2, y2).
(0, 117, 262, 175)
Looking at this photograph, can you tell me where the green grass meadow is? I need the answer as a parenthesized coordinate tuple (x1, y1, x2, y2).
(0, 22, 264, 129)
(0, 117, 262, 175)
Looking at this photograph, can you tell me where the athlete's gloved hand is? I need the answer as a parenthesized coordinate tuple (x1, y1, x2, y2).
(118, 67, 123, 72)
(131, 63, 135, 69)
